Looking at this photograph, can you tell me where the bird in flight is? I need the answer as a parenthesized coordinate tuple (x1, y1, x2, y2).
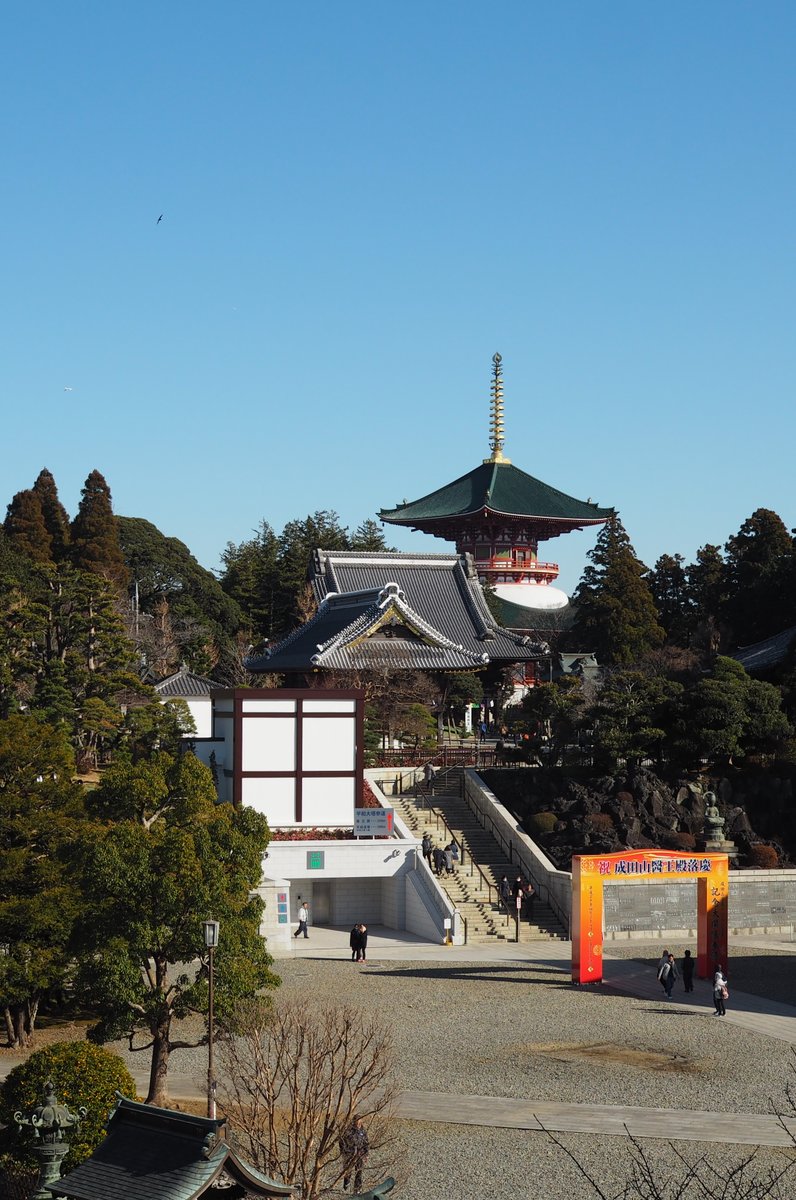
(64, 386, 73, 392)
(157, 213, 163, 224)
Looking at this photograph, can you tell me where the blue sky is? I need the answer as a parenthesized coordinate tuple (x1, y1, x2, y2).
(3, 2, 795, 593)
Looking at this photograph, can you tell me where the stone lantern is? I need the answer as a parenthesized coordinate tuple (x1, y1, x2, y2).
(14, 1080, 86, 1200)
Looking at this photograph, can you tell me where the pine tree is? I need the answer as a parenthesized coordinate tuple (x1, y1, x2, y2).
(686, 544, 726, 627)
(571, 514, 664, 665)
(723, 509, 794, 644)
(350, 518, 393, 552)
(69, 470, 129, 590)
(3, 488, 52, 563)
(32, 469, 70, 560)
(649, 553, 689, 643)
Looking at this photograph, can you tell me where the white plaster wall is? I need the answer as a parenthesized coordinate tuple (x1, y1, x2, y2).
(265, 839, 415, 881)
(185, 697, 213, 738)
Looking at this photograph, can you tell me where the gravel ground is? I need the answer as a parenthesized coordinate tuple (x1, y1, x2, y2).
(111, 947, 796, 1199)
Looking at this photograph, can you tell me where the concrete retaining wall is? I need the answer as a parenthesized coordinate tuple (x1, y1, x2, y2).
(465, 770, 796, 941)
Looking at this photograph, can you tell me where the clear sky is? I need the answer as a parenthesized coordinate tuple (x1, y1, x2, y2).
(3, 2, 795, 593)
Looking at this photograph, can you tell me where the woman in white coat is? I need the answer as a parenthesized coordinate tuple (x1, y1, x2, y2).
(713, 965, 728, 1016)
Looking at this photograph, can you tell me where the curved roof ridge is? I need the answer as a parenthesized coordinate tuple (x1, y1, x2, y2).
(380, 459, 612, 525)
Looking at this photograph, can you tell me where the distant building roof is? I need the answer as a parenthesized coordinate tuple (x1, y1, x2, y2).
(154, 666, 218, 698)
(248, 551, 548, 674)
(51, 1095, 292, 1200)
(379, 460, 611, 539)
(733, 626, 796, 674)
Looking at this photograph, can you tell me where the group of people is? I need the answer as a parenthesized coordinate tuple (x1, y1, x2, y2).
(499, 872, 535, 921)
(349, 923, 368, 962)
(656, 948, 730, 1014)
(421, 831, 459, 876)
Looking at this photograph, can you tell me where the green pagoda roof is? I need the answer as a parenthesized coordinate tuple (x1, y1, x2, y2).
(380, 460, 612, 529)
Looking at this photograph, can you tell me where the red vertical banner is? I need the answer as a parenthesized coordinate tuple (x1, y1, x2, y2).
(572, 857, 603, 984)
(697, 865, 729, 979)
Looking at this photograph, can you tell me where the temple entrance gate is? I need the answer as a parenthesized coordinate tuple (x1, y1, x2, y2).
(572, 850, 729, 984)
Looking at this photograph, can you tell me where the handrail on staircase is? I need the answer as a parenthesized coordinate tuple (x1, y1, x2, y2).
(406, 787, 497, 910)
(461, 778, 570, 937)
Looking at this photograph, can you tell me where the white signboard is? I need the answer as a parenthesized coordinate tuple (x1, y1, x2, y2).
(354, 807, 394, 837)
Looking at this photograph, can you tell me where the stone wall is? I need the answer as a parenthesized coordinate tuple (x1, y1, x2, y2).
(465, 770, 796, 940)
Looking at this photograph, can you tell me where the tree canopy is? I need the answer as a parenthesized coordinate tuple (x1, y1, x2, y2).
(0, 715, 86, 1047)
(76, 750, 279, 1105)
(572, 514, 664, 665)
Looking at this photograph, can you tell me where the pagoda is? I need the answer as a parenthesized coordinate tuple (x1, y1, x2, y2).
(379, 354, 612, 622)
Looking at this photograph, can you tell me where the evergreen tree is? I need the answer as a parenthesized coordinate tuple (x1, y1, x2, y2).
(76, 751, 278, 1106)
(118, 515, 245, 678)
(588, 668, 682, 771)
(723, 509, 794, 644)
(219, 520, 281, 639)
(672, 656, 791, 765)
(685, 544, 727, 629)
(350, 519, 393, 552)
(32, 469, 70, 560)
(69, 470, 129, 590)
(571, 515, 664, 665)
(3, 488, 52, 563)
(276, 511, 350, 632)
(0, 715, 86, 1047)
(649, 553, 689, 643)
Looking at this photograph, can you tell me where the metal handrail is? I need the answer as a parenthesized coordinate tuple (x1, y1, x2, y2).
(406, 778, 497, 909)
(461, 775, 570, 936)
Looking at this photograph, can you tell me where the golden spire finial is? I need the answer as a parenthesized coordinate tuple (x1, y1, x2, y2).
(485, 352, 511, 464)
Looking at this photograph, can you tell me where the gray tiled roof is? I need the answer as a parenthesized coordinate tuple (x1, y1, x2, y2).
(733, 626, 796, 673)
(52, 1096, 293, 1200)
(154, 667, 218, 697)
(248, 552, 548, 674)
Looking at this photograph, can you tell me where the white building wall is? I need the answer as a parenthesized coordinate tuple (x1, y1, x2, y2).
(185, 697, 213, 738)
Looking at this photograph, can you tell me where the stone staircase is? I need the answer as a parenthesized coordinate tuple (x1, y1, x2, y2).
(391, 767, 565, 945)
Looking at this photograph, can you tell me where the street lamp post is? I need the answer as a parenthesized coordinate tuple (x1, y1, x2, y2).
(202, 919, 220, 1119)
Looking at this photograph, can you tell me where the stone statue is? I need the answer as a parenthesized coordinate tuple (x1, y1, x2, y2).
(703, 791, 725, 840)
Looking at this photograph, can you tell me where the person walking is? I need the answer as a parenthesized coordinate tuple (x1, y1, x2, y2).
(340, 1115, 369, 1192)
(357, 924, 368, 963)
(499, 874, 512, 915)
(294, 900, 309, 939)
(422, 761, 436, 789)
(682, 949, 695, 993)
(433, 846, 445, 875)
(421, 832, 433, 870)
(524, 879, 536, 923)
(443, 845, 454, 875)
(349, 923, 362, 962)
(658, 952, 678, 999)
(713, 965, 728, 1016)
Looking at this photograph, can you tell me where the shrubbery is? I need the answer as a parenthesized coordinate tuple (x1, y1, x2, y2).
(0, 1042, 136, 1170)
(527, 811, 557, 838)
(747, 843, 779, 868)
(588, 812, 615, 833)
(662, 831, 697, 851)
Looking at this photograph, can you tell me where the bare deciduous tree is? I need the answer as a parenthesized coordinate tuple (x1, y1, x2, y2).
(541, 1054, 796, 1200)
(219, 996, 403, 1199)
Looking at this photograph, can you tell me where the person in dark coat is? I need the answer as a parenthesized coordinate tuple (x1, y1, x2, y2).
(357, 924, 368, 963)
(682, 948, 695, 993)
(340, 1115, 369, 1192)
(499, 875, 512, 914)
(349, 924, 362, 962)
(421, 832, 433, 869)
(433, 846, 446, 875)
